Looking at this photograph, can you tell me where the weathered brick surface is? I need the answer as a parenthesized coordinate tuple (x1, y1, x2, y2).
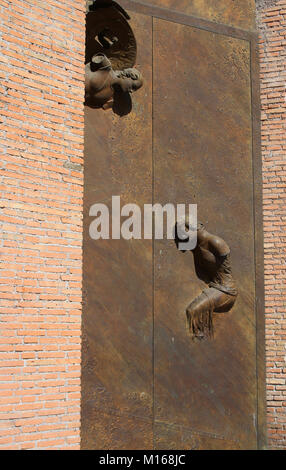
(257, 0, 286, 450)
(0, 0, 85, 449)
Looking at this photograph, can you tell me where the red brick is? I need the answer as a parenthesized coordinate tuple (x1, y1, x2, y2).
(0, 0, 83, 450)
(258, 0, 286, 450)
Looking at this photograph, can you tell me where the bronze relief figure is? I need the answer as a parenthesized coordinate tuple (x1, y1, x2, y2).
(85, 53, 143, 110)
(85, 1, 143, 113)
(176, 220, 238, 341)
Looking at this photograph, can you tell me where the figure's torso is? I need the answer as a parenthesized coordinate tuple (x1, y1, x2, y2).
(194, 245, 238, 296)
(85, 65, 115, 107)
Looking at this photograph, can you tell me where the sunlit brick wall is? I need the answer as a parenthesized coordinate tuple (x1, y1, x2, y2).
(257, 0, 286, 450)
(0, 0, 85, 449)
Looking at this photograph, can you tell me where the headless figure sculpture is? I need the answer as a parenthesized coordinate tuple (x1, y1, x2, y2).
(85, 53, 143, 109)
(176, 220, 238, 341)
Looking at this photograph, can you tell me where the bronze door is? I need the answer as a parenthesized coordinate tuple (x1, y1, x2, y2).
(82, 2, 266, 450)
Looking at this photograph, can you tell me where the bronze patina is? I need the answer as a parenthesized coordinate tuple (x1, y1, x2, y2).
(82, 0, 266, 450)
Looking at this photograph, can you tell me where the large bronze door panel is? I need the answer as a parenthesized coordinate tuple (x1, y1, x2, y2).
(82, 1, 266, 450)
(153, 18, 261, 451)
(82, 10, 153, 449)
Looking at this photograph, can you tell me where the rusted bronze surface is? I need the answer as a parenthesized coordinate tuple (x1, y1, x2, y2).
(82, 11, 153, 450)
(86, 5, 137, 69)
(251, 37, 268, 451)
(82, 3, 266, 450)
(120, 0, 256, 30)
(153, 18, 258, 449)
(154, 423, 243, 450)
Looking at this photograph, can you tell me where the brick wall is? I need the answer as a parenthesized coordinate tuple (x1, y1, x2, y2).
(0, 0, 285, 451)
(0, 0, 85, 449)
(257, 0, 286, 450)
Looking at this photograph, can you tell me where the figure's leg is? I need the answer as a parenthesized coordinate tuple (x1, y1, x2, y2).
(212, 290, 236, 313)
(186, 291, 214, 341)
(186, 289, 237, 340)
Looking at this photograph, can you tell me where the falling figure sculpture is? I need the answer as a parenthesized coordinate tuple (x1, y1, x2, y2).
(176, 220, 238, 341)
(85, 53, 143, 110)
